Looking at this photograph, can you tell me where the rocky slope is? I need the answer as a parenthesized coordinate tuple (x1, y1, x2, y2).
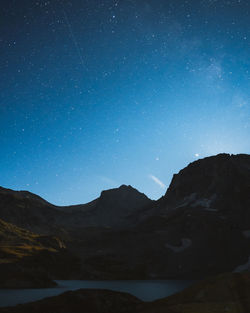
(0, 218, 65, 262)
(139, 272, 250, 313)
(0, 218, 80, 287)
(163, 153, 250, 221)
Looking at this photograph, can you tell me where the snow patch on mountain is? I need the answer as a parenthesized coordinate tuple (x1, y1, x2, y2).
(191, 194, 217, 209)
(234, 257, 250, 272)
(165, 238, 192, 253)
(242, 230, 250, 238)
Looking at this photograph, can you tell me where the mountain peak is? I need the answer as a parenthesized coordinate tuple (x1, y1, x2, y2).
(0, 186, 53, 206)
(100, 184, 148, 199)
(118, 184, 133, 190)
(163, 153, 250, 214)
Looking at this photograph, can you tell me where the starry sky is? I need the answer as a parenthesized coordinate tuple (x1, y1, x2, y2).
(1, 0, 250, 205)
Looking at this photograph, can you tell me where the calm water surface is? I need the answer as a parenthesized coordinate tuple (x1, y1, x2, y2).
(0, 280, 193, 307)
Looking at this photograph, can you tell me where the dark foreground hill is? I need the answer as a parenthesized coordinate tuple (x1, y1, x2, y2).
(0, 272, 249, 313)
(0, 153, 250, 281)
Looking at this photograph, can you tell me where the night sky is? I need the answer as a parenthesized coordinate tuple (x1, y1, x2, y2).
(1, 0, 250, 205)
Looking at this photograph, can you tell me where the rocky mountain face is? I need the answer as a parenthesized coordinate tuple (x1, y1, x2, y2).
(68, 154, 250, 279)
(59, 184, 152, 228)
(142, 153, 250, 278)
(0, 153, 250, 283)
(164, 153, 250, 219)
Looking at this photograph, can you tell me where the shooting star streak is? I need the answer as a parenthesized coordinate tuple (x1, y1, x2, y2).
(62, 8, 84, 66)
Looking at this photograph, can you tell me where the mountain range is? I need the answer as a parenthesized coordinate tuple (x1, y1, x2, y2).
(0, 153, 250, 285)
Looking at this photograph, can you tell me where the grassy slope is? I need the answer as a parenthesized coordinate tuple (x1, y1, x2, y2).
(139, 272, 250, 313)
(0, 218, 63, 263)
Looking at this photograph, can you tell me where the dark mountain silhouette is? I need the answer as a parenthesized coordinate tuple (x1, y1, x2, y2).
(0, 184, 152, 284)
(164, 153, 250, 219)
(0, 185, 151, 232)
(60, 184, 152, 228)
(0, 153, 250, 283)
(0, 187, 63, 234)
(69, 153, 250, 279)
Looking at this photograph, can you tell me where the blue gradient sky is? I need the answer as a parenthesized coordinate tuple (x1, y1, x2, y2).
(1, 0, 250, 205)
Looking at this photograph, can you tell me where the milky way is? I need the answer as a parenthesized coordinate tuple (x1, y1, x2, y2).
(1, 0, 250, 205)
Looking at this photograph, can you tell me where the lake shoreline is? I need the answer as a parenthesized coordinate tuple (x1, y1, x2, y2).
(0, 273, 249, 313)
(0, 279, 193, 307)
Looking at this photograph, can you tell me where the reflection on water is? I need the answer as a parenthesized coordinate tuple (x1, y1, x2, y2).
(0, 279, 193, 307)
